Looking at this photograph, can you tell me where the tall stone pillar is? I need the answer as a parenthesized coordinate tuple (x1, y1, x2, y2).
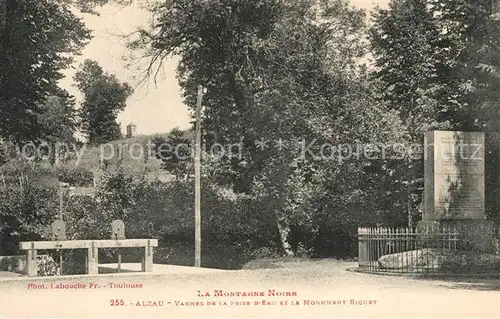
(417, 131, 494, 253)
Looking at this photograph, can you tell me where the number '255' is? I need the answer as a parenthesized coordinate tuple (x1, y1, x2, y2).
(110, 299, 125, 306)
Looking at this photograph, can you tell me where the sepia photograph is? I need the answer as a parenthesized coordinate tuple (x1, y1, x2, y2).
(1, 0, 500, 318)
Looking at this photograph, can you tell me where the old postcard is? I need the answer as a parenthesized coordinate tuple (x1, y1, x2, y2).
(1, 0, 499, 318)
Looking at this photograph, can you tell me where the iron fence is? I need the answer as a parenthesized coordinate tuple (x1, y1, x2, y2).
(358, 227, 500, 274)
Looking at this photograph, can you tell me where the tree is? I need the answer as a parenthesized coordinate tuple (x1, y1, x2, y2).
(70, 0, 133, 15)
(129, 0, 409, 256)
(371, 0, 500, 132)
(37, 93, 78, 144)
(370, 0, 451, 136)
(73, 59, 133, 145)
(0, 0, 91, 143)
(154, 127, 192, 180)
(129, 0, 370, 189)
(370, 0, 500, 223)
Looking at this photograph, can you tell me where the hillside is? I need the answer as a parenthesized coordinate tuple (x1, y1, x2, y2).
(67, 133, 179, 184)
(1, 129, 198, 192)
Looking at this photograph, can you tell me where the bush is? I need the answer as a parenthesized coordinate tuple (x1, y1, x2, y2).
(57, 167, 94, 187)
(0, 181, 58, 255)
(60, 170, 282, 269)
(249, 247, 283, 260)
(1, 167, 302, 270)
(37, 255, 60, 276)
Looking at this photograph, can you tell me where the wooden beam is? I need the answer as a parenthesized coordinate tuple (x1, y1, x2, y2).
(25, 246, 37, 277)
(19, 239, 159, 250)
(141, 239, 154, 272)
(87, 243, 99, 275)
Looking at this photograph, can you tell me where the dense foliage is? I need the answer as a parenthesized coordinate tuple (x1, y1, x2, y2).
(131, 0, 411, 256)
(73, 59, 133, 145)
(0, 164, 278, 269)
(370, 0, 500, 223)
(0, 0, 91, 143)
(2, 0, 500, 269)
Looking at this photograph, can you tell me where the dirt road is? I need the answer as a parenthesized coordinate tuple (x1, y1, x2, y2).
(1, 260, 499, 318)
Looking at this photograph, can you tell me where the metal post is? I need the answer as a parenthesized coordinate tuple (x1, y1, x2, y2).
(195, 85, 204, 268)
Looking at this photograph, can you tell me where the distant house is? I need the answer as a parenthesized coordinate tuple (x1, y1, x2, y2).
(126, 123, 137, 139)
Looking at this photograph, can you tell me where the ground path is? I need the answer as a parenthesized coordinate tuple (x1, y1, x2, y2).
(1, 260, 499, 318)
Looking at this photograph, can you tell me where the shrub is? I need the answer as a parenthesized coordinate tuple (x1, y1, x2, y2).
(249, 247, 283, 260)
(0, 181, 58, 255)
(57, 167, 94, 187)
(37, 255, 60, 276)
(60, 170, 282, 269)
(1, 167, 298, 270)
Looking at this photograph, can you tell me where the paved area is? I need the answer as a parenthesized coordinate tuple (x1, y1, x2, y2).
(1, 260, 499, 318)
(0, 271, 21, 278)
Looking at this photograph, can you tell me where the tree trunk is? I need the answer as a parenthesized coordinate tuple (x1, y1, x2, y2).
(275, 214, 294, 256)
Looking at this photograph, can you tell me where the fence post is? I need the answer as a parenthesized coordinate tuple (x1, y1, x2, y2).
(358, 228, 370, 268)
(25, 242, 37, 277)
(141, 240, 153, 272)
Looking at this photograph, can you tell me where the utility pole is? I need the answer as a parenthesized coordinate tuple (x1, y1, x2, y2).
(194, 85, 204, 268)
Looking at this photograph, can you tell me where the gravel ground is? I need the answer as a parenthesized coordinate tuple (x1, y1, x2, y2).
(0, 271, 21, 278)
(1, 260, 499, 318)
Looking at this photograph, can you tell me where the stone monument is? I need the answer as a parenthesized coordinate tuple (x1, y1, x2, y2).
(418, 131, 494, 252)
(110, 220, 126, 240)
(51, 220, 67, 241)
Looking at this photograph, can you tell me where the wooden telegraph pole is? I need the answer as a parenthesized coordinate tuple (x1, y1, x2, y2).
(195, 85, 204, 268)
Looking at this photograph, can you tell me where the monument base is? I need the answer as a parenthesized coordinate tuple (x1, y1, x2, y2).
(416, 219, 494, 253)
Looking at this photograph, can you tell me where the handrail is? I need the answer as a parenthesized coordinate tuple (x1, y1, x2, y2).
(19, 239, 158, 250)
(18, 239, 158, 277)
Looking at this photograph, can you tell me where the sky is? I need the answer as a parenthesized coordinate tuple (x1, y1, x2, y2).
(59, 0, 390, 136)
